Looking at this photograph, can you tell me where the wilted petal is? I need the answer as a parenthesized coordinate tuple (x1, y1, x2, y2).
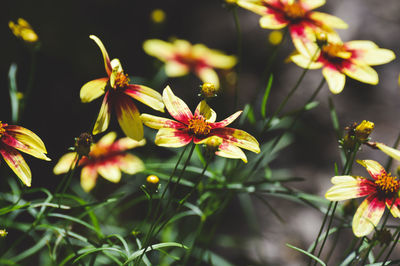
(357, 160, 386, 180)
(310, 12, 348, 29)
(353, 195, 385, 237)
(194, 101, 217, 123)
(163, 86, 193, 124)
(210, 111, 242, 129)
(0, 144, 31, 187)
(212, 128, 260, 154)
(80, 78, 107, 103)
(325, 176, 374, 201)
(140, 114, 184, 130)
(115, 94, 143, 141)
(53, 152, 78, 175)
(342, 63, 378, 85)
(322, 67, 346, 94)
(376, 143, 400, 162)
(97, 164, 121, 183)
(90, 35, 112, 76)
(81, 166, 98, 192)
(196, 67, 220, 88)
(93, 91, 111, 135)
(124, 84, 164, 112)
(155, 128, 192, 147)
(119, 153, 145, 175)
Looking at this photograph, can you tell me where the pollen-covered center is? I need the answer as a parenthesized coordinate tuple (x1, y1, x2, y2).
(283, 3, 307, 20)
(0, 121, 8, 138)
(114, 72, 130, 88)
(375, 173, 400, 196)
(188, 115, 211, 136)
(322, 43, 347, 58)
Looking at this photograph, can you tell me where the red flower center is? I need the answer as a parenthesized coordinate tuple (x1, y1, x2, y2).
(188, 115, 211, 136)
(114, 72, 130, 89)
(375, 173, 400, 196)
(0, 121, 7, 138)
(283, 3, 306, 20)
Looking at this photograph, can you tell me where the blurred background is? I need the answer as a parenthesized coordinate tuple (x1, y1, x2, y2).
(2, 0, 400, 264)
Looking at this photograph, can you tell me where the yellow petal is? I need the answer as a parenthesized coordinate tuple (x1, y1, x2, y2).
(53, 152, 78, 175)
(165, 62, 189, 77)
(92, 92, 111, 135)
(194, 45, 237, 69)
(214, 128, 260, 154)
(80, 78, 107, 103)
(119, 153, 145, 175)
(143, 39, 175, 61)
(81, 166, 98, 192)
(352, 196, 384, 237)
(140, 114, 182, 130)
(259, 15, 288, 29)
(290, 53, 323, 69)
(125, 85, 165, 112)
(325, 176, 365, 201)
(97, 132, 117, 147)
(357, 160, 386, 180)
(0, 145, 31, 187)
(97, 164, 121, 183)
(376, 143, 400, 162)
(217, 142, 248, 163)
(155, 128, 192, 147)
(342, 63, 378, 85)
(300, 0, 325, 10)
(194, 100, 217, 123)
(197, 68, 220, 88)
(110, 58, 124, 88)
(310, 12, 348, 29)
(115, 138, 146, 151)
(115, 95, 143, 141)
(163, 86, 193, 124)
(322, 67, 346, 94)
(236, 0, 269, 16)
(89, 35, 112, 76)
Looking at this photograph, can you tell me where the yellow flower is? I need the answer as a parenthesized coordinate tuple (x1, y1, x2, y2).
(9, 18, 38, 43)
(0, 121, 50, 187)
(54, 132, 145, 192)
(143, 39, 237, 88)
(150, 9, 166, 24)
(0, 229, 7, 238)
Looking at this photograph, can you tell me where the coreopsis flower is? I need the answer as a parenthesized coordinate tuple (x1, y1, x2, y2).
(0, 121, 50, 187)
(140, 86, 260, 162)
(235, 0, 348, 55)
(80, 35, 164, 140)
(143, 39, 237, 88)
(53, 132, 145, 192)
(9, 18, 38, 43)
(291, 39, 395, 94)
(325, 160, 400, 237)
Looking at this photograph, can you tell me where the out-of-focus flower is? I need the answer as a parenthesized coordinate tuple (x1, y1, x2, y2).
(143, 39, 237, 88)
(146, 175, 159, 184)
(291, 40, 395, 94)
(53, 132, 145, 192)
(269, 30, 283, 46)
(80, 35, 164, 140)
(235, 0, 347, 55)
(0, 121, 50, 187)
(140, 86, 260, 162)
(150, 9, 166, 24)
(9, 18, 38, 43)
(0, 229, 7, 238)
(325, 160, 400, 237)
(375, 143, 400, 162)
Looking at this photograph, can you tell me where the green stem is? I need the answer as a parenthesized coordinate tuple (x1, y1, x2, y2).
(232, 7, 242, 110)
(382, 226, 400, 265)
(308, 201, 332, 260)
(183, 216, 206, 265)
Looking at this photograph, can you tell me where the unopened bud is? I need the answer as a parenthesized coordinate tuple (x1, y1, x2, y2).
(0, 229, 7, 238)
(355, 120, 374, 142)
(199, 83, 218, 98)
(74, 132, 93, 157)
(146, 175, 160, 193)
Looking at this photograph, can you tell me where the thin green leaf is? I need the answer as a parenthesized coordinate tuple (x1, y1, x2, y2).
(48, 213, 100, 234)
(261, 74, 273, 118)
(10, 234, 51, 262)
(286, 243, 326, 266)
(73, 247, 126, 264)
(0, 202, 30, 215)
(8, 63, 19, 123)
(125, 242, 188, 264)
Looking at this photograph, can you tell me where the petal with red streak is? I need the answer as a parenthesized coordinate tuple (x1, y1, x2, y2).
(155, 128, 192, 147)
(210, 111, 242, 129)
(0, 144, 31, 187)
(124, 84, 164, 112)
(357, 160, 386, 180)
(81, 166, 98, 192)
(140, 114, 184, 130)
(90, 35, 112, 76)
(212, 128, 260, 154)
(386, 198, 400, 218)
(1, 134, 50, 161)
(353, 195, 385, 237)
(325, 176, 375, 201)
(115, 94, 143, 141)
(93, 91, 111, 135)
(163, 86, 193, 124)
(80, 77, 107, 103)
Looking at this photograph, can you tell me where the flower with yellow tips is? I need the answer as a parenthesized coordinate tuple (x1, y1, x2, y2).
(53, 132, 145, 192)
(0, 121, 50, 187)
(9, 18, 38, 43)
(80, 35, 164, 140)
(326, 160, 400, 237)
(143, 39, 237, 88)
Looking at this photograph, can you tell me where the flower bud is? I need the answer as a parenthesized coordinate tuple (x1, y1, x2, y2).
(74, 132, 93, 157)
(0, 229, 7, 238)
(9, 18, 39, 43)
(146, 175, 160, 193)
(355, 120, 374, 142)
(199, 83, 218, 99)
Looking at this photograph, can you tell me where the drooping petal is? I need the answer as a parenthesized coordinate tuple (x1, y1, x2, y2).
(165, 62, 190, 77)
(357, 160, 386, 180)
(322, 67, 346, 94)
(352, 195, 385, 237)
(140, 114, 184, 130)
(4, 125, 49, 158)
(325, 176, 375, 201)
(143, 39, 175, 61)
(80, 78, 108, 103)
(342, 63, 378, 85)
(290, 53, 323, 69)
(90, 35, 112, 76)
(163, 86, 193, 124)
(0, 144, 31, 187)
(81, 166, 98, 192)
(1, 134, 50, 161)
(386, 198, 400, 218)
(217, 142, 248, 163)
(118, 153, 145, 175)
(210, 111, 242, 129)
(259, 15, 288, 29)
(93, 91, 111, 135)
(115, 94, 143, 141)
(194, 100, 217, 123)
(53, 152, 78, 175)
(300, 0, 325, 10)
(196, 67, 220, 88)
(155, 128, 192, 147)
(124, 84, 164, 112)
(97, 164, 122, 183)
(212, 128, 260, 154)
(376, 143, 400, 162)
(309, 12, 348, 29)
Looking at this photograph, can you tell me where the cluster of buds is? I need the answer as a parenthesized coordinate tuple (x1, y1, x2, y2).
(340, 120, 374, 150)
